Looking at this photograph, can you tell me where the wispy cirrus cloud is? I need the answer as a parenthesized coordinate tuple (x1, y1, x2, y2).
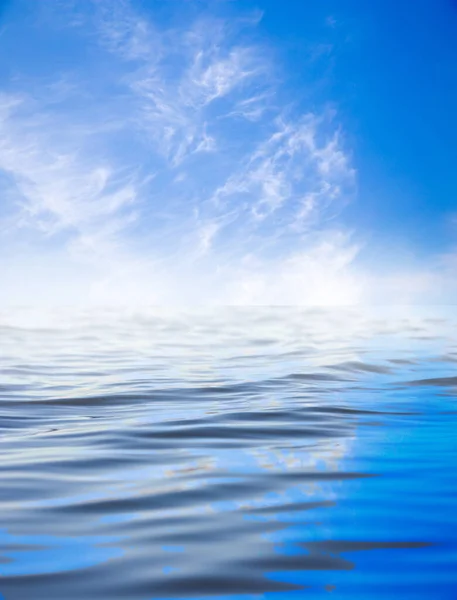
(96, 4, 271, 166)
(208, 114, 355, 238)
(0, 0, 363, 307)
(0, 93, 141, 265)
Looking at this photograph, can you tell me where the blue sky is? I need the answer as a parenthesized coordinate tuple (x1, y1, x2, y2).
(1, 0, 456, 306)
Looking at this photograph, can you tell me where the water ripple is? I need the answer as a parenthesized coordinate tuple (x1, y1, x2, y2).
(0, 307, 456, 599)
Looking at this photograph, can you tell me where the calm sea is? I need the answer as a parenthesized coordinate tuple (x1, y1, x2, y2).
(1, 307, 456, 599)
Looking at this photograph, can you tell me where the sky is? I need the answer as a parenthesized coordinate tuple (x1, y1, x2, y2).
(1, 0, 457, 307)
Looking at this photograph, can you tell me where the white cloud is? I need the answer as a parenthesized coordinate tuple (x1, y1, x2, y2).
(207, 114, 355, 245)
(222, 232, 363, 306)
(93, 3, 270, 166)
(0, 93, 140, 264)
(0, 0, 366, 308)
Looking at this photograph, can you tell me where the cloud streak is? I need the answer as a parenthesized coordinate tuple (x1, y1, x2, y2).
(0, 93, 141, 265)
(0, 0, 364, 307)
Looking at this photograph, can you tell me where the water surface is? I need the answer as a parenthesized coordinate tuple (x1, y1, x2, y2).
(1, 307, 456, 599)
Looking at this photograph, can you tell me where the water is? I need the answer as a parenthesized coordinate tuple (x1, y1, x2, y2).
(1, 307, 456, 599)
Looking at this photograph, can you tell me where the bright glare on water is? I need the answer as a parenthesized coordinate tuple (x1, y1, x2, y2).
(1, 307, 456, 599)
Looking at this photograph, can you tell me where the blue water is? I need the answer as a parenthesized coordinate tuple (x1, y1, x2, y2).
(0, 307, 456, 599)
